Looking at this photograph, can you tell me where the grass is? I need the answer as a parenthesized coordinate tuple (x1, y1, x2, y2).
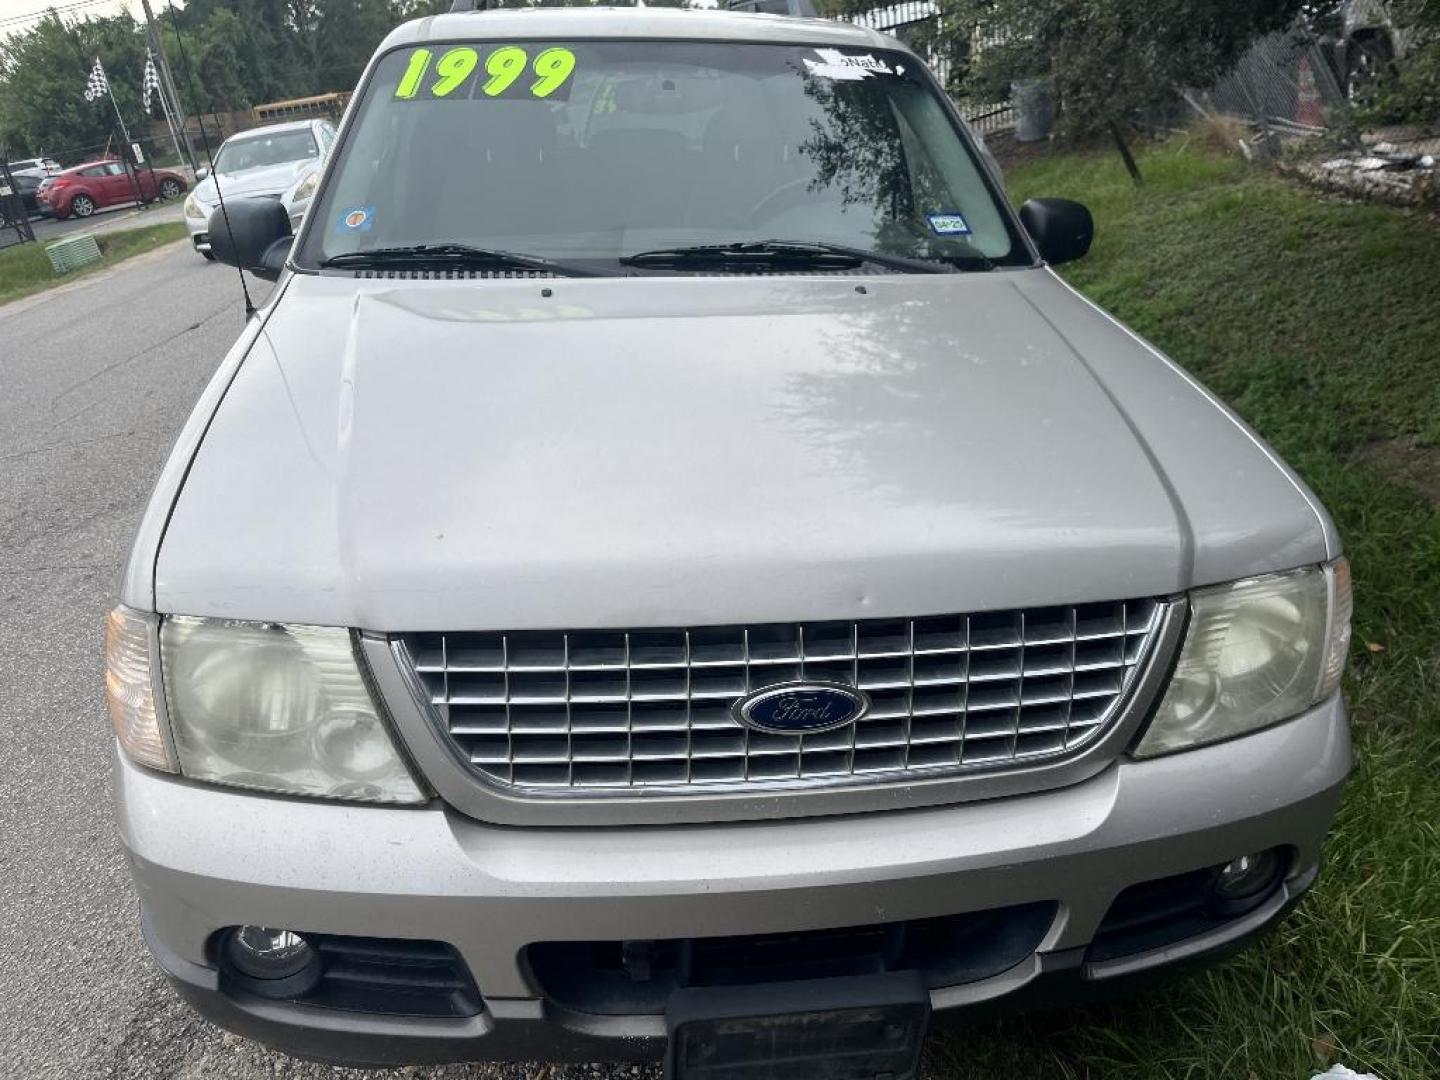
(0, 220, 188, 306)
(924, 139, 1440, 1080)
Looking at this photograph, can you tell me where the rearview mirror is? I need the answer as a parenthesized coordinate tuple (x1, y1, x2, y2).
(1019, 198, 1094, 266)
(209, 199, 293, 282)
(195, 165, 209, 181)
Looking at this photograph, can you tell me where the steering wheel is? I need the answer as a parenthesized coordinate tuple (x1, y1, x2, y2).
(747, 176, 813, 227)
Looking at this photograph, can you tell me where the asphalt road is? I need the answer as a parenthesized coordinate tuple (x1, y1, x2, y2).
(0, 242, 652, 1080)
(27, 198, 185, 244)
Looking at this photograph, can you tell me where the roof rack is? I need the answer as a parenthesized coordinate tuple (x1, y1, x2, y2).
(448, 0, 658, 9)
(726, 0, 821, 15)
(449, 0, 821, 13)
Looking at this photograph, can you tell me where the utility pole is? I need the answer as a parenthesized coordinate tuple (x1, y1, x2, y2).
(156, 70, 186, 167)
(139, 0, 197, 172)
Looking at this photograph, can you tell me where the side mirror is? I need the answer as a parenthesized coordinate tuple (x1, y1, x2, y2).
(209, 199, 293, 281)
(195, 165, 209, 180)
(1019, 197, 1094, 265)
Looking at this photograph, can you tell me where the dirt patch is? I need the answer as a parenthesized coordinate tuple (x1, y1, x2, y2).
(1353, 436, 1440, 507)
(986, 129, 1063, 171)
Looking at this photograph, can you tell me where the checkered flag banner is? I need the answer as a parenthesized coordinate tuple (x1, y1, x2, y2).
(142, 50, 161, 111)
(84, 56, 109, 102)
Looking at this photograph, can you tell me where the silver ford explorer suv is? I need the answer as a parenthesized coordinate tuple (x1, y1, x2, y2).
(108, 6, 1353, 1074)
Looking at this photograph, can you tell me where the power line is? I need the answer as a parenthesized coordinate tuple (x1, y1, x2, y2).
(0, 1, 127, 31)
(0, 0, 135, 31)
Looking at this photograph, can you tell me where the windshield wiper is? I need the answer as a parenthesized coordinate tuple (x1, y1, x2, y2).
(619, 239, 992, 274)
(319, 243, 616, 277)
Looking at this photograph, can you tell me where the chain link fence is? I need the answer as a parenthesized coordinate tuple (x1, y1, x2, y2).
(1189, 18, 1437, 202)
(1191, 22, 1353, 145)
(832, 7, 1372, 149)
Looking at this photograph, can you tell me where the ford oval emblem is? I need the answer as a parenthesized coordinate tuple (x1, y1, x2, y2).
(733, 682, 870, 734)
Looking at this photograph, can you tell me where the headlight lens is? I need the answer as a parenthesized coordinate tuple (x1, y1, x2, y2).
(289, 171, 320, 205)
(1135, 559, 1350, 758)
(105, 607, 177, 772)
(160, 617, 425, 803)
(183, 193, 206, 219)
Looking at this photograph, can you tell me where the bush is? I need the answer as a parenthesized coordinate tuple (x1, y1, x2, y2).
(1354, 0, 1440, 125)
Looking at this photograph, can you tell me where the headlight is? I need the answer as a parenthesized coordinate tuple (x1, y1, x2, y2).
(158, 617, 425, 803)
(289, 171, 320, 205)
(183, 193, 207, 220)
(1134, 559, 1351, 758)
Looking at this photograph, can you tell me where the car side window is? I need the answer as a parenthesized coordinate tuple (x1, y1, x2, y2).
(105, 162, 126, 176)
(80, 165, 107, 178)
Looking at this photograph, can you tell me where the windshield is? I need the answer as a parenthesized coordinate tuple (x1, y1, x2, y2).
(298, 40, 1029, 273)
(213, 129, 318, 174)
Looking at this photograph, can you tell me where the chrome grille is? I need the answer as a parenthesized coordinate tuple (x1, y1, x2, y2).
(399, 599, 1164, 794)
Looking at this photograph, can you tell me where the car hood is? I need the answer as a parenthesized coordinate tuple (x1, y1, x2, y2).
(155, 270, 1331, 630)
(195, 159, 315, 203)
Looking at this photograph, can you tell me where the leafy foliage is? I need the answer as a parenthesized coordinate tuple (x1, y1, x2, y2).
(0, 12, 150, 155)
(0, 0, 451, 157)
(820, 0, 1307, 137)
(1352, 0, 1440, 124)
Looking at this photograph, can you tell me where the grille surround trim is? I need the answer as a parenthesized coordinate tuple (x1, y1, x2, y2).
(384, 598, 1186, 816)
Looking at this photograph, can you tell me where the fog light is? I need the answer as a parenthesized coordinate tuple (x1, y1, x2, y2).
(222, 926, 322, 997)
(1209, 849, 1285, 915)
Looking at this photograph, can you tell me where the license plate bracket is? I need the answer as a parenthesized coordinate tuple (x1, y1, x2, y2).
(664, 971, 930, 1080)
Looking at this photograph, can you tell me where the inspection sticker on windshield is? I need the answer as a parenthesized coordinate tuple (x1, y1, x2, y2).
(927, 213, 972, 236)
(802, 48, 892, 81)
(337, 205, 374, 232)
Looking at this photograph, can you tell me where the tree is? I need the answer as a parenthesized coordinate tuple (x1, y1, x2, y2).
(1359, 0, 1440, 124)
(0, 12, 148, 157)
(315, 0, 400, 94)
(1, 0, 702, 160)
(820, 0, 1306, 171)
(164, 0, 310, 109)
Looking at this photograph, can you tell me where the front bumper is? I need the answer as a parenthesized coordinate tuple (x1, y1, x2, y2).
(186, 217, 211, 252)
(118, 697, 1350, 1067)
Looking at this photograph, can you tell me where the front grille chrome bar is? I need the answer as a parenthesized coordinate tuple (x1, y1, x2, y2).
(396, 598, 1169, 796)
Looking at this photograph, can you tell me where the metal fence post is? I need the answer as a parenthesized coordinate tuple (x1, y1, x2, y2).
(0, 157, 38, 250)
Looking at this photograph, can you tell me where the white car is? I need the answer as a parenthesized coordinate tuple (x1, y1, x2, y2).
(6, 156, 62, 178)
(183, 118, 336, 259)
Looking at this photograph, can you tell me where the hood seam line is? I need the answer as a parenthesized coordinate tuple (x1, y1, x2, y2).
(1041, 268, 1336, 561)
(1013, 279, 1196, 593)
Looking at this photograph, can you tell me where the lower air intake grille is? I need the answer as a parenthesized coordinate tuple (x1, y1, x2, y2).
(303, 937, 480, 1017)
(397, 598, 1166, 796)
(528, 902, 1057, 1015)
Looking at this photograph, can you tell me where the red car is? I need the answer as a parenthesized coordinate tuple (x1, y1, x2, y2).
(36, 158, 187, 220)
